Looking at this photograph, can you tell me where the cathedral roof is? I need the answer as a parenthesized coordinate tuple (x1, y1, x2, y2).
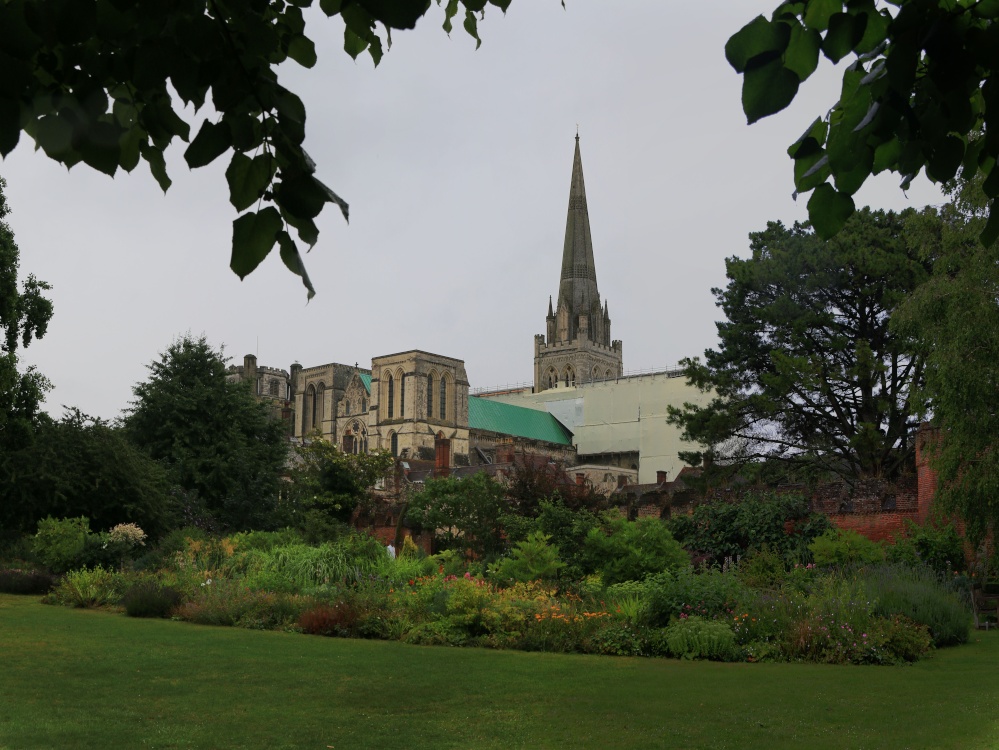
(359, 372, 371, 393)
(468, 396, 573, 446)
(559, 134, 601, 314)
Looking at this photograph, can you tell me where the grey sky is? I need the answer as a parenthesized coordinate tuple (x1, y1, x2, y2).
(3, 1, 944, 421)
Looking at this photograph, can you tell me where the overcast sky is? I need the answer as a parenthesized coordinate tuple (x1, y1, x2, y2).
(3, 1, 945, 421)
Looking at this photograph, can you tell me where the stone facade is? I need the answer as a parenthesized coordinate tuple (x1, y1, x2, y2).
(292, 361, 369, 441)
(226, 354, 293, 429)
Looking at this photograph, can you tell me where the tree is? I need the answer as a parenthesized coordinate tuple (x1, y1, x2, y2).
(405, 472, 507, 561)
(0, 176, 53, 453)
(0, 409, 177, 537)
(668, 207, 931, 479)
(123, 335, 288, 531)
(287, 434, 393, 527)
(0, 0, 507, 297)
(728, 1, 999, 244)
(893, 180, 999, 543)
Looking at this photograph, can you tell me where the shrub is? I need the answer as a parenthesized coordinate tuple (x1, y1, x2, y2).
(737, 546, 788, 590)
(488, 532, 564, 583)
(298, 602, 362, 637)
(860, 564, 971, 647)
(121, 581, 183, 618)
(46, 566, 123, 608)
(663, 617, 739, 661)
(33, 517, 91, 573)
(809, 529, 885, 567)
(0, 569, 57, 594)
(886, 521, 966, 575)
(870, 615, 933, 663)
(584, 517, 689, 585)
(583, 622, 645, 656)
(173, 579, 315, 629)
(641, 567, 750, 627)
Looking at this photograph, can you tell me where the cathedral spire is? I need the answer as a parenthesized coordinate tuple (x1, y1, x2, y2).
(558, 135, 600, 316)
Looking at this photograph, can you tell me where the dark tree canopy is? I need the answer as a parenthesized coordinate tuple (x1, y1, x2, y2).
(894, 181, 999, 542)
(728, 1, 999, 244)
(123, 335, 288, 531)
(0, 409, 176, 537)
(0, 0, 508, 297)
(0, 175, 52, 452)
(668, 207, 931, 480)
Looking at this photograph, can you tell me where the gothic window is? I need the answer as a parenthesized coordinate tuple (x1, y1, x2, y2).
(390, 431, 398, 456)
(399, 370, 406, 418)
(345, 399, 351, 416)
(547, 368, 557, 389)
(427, 373, 434, 419)
(606, 368, 613, 379)
(361, 397, 367, 413)
(440, 376, 448, 421)
(593, 366, 600, 382)
(388, 374, 394, 418)
(316, 383, 325, 425)
(564, 366, 575, 387)
(305, 384, 316, 433)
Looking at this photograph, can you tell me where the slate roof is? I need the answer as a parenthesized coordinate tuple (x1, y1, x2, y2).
(468, 396, 573, 446)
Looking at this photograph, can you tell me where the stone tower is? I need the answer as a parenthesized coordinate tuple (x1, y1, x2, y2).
(534, 136, 623, 392)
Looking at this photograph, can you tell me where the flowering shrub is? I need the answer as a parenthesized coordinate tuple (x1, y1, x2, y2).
(641, 567, 750, 627)
(108, 523, 147, 548)
(298, 602, 362, 637)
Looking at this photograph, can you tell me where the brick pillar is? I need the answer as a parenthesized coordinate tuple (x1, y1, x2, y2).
(915, 423, 939, 524)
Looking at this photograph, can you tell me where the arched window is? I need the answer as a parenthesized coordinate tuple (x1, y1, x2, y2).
(387, 374, 394, 418)
(344, 399, 351, 416)
(547, 368, 557, 389)
(592, 366, 600, 382)
(606, 368, 613, 379)
(439, 376, 447, 421)
(316, 383, 325, 426)
(305, 384, 316, 433)
(399, 370, 405, 418)
(390, 431, 398, 456)
(427, 373, 434, 419)
(361, 397, 367, 413)
(564, 366, 575, 387)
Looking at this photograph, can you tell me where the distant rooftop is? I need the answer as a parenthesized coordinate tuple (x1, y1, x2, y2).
(468, 396, 573, 446)
(470, 365, 685, 397)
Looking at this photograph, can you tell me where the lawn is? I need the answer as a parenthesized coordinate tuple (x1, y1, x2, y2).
(1, 594, 997, 750)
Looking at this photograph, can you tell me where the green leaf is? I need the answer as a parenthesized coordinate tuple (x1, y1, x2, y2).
(807, 183, 855, 238)
(231, 207, 283, 280)
(872, 138, 902, 174)
(803, 0, 841, 32)
(287, 35, 317, 68)
(926, 135, 965, 183)
(343, 26, 368, 60)
(139, 141, 172, 192)
(788, 117, 828, 159)
(277, 230, 315, 300)
(0, 96, 20, 157)
(822, 13, 860, 63)
(725, 16, 790, 73)
(33, 113, 73, 161)
(226, 152, 275, 211)
(118, 127, 142, 172)
(742, 58, 800, 124)
(353, 0, 430, 29)
(275, 174, 327, 220)
(784, 24, 820, 80)
(319, 0, 342, 15)
(77, 121, 121, 177)
(184, 120, 231, 169)
(463, 10, 481, 49)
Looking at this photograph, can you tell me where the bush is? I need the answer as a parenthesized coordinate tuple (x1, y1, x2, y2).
(663, 617, 739, 661)
(886, 521, 966, 575)
(121, 581, 183, 618)
(33, 517, 91, 573)
(737, 546, 788, 590)
(488, 532, 565, 583)
(641, 567, 750, 627)
(860, 564, 971, 647)
(45, 566, 123, 608)
(584, 517, 689, 585)
(809, 529, 885, 567)
(298, 602, 362, 637)
(173, 579, 315, 629)
(0, 569, 57, 594)
(583, 622, 645, 656)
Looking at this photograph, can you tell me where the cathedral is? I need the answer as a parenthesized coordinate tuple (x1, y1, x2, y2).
(228, 137, 706, 487)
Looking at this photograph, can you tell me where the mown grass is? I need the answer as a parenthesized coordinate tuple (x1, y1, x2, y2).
(1, 593, 997, 749)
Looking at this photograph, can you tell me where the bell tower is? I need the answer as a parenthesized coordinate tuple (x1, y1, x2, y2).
(534, 135, 623, 392)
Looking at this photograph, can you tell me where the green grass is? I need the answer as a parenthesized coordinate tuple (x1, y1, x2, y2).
(2, 594, 998, 749)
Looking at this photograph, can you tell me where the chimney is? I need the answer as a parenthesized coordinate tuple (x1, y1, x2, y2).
(244, 354, 258, 394)
(657, 470, 668, 485)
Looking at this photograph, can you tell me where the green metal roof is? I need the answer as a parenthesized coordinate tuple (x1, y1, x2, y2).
(468, 396, 573, 446)
(359, 373, 371, 393)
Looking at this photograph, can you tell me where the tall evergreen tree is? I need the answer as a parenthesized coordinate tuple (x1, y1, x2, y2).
(668, 207, 930, 480)
(123, 335, 288, 531)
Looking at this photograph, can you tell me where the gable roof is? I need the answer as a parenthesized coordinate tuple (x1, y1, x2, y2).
(359, 373, 371, 393)
(468, 396, 573, 446)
